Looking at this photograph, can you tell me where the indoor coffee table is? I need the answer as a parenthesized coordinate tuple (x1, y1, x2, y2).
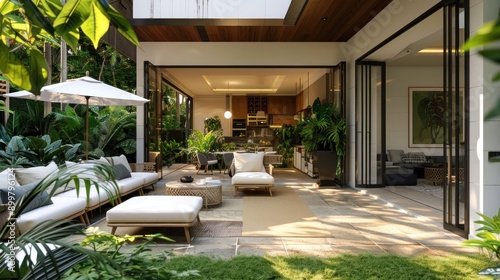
(165, 180, 222, 208)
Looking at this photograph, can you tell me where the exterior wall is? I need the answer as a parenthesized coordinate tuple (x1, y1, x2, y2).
(470, 0, 500, 235)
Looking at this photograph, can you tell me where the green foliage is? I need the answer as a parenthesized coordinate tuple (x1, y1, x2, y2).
(159, 140, 183, 167)
(463, 209, 500, 260)
(160, 253, 494, 280)
(0, 134, 81, 171)
(274, 125, 300, 167)
(63, 227, 199, 279)
(183, 130, 224, 163)
(299, 98, 347, 156)
(26, 135, 81, 165)
(221, 142, 237, 151)
(0, 0, 138, 94)
(88, 106, 137, 158)
(204, 115, 222, 133)
(0, 163, 118, 279)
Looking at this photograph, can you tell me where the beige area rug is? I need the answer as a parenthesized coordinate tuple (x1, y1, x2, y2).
(242, 186, 330, 237)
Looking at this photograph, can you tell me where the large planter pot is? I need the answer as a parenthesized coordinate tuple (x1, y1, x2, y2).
(315, 150, 338, 186)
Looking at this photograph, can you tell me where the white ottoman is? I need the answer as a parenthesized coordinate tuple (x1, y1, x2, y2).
(106, 196, 203, 242)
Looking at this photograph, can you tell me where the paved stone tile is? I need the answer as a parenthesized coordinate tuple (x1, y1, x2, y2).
(377, 244, 433, 256)
(236, 245, 288, 257)
(156, 165, 478, 258)
(330, 245, 387, 255)
(237, 237, 283, 245)
(285, 244, 337, 257)
(281, 237, 330, 245)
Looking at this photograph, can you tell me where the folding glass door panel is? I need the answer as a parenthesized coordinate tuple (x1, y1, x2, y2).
(330, 62, 347, 185)
(442, 0, 469, 237)
(355, 62, 386, 187)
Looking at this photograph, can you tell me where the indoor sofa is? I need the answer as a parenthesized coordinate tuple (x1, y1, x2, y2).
(0, 155, 160, 234)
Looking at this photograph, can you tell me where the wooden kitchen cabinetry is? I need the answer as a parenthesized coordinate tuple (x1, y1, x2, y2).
(231, 96, 247, 119)
(268, 96, 296, 115)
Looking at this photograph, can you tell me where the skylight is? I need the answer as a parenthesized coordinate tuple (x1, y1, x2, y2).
(135, 0, 294, 21)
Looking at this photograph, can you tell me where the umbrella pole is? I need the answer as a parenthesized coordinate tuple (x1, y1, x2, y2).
(85, 96, 90, 161)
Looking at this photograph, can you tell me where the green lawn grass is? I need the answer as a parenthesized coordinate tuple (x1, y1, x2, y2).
(165, 253, 497, 280)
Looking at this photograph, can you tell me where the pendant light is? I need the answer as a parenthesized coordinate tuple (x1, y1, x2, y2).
(224, 82, 232, 119)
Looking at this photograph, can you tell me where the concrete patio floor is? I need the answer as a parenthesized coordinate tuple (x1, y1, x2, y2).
(135, 164, 477, 259)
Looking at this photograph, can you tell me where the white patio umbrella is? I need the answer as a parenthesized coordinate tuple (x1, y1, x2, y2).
(4, 76, 150, 160)
(38, 76, 149, 160)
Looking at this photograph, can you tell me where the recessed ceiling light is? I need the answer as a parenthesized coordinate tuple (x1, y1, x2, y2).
(321, 17, 328, 21)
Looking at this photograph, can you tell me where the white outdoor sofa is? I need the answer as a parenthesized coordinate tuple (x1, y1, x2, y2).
(0, 155, 160, 234)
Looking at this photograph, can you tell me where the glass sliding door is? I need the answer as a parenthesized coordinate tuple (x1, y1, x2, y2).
(442, 0, 469, 237)
(144, 62, 160, 161)
(355, 62, 386, 187)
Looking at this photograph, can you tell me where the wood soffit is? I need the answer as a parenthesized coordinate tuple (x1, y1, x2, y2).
(131, 0, 393, 42)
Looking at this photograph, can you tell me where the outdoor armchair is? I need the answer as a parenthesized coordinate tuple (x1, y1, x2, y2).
(196, 152, 219, 174)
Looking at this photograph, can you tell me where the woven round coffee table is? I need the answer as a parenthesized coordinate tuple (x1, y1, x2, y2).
(165, 180, 222, 208)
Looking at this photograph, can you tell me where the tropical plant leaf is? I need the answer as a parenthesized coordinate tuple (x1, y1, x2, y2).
(102, 3, 139, 46)
(0, 41, 32, 91)
(462, 20, 500, 51)
(81, 1, 109, 49)
(18, 0, 55, 35)
(53, 0, 92, 51)
(28, 48, 49, 95)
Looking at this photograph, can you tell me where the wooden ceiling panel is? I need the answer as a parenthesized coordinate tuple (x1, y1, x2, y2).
(132, 0, 392, 42)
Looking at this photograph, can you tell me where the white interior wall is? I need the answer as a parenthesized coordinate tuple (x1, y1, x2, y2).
(385, 66, 443, 156)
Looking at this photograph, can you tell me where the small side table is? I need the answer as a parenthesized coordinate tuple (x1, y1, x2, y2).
(165, 181, 222, 208)
(425, 167, 444, 185)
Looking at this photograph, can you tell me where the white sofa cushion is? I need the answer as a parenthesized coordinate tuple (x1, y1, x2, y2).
(115, 176, 144, 194)
(16, 196, 86, 233)
(55, 185, 117, 208)
(234, 152, 265, 173)
(106, 196, 202, 223)
(131, 172, 159, 186)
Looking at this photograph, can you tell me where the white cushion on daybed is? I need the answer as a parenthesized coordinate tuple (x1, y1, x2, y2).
(16, 196, 86, 233)
(232, 171, 274, 185)
(106, 196, 203, 223)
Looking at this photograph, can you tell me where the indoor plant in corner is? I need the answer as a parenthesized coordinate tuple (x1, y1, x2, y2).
(299, 98, 347, 186)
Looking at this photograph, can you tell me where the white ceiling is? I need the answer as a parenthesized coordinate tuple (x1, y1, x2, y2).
(162, 67, 330, 97)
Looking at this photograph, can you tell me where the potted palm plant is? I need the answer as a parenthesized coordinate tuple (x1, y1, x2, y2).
(299, 98, 347, 185)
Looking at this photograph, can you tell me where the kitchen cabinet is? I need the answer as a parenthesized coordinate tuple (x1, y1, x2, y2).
(231, 96, 247, 119)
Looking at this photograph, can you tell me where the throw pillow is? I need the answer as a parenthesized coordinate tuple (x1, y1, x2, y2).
(15, 162, 58, 186)
(0, 180, 53, 214)
(234, 152, 264, 173)
(402, 152, 427, 164)
(113, 163, 132, 180)
(0, 168, 19, 204)
(106, 155, 132, 172)
(387, 150, 404, 163)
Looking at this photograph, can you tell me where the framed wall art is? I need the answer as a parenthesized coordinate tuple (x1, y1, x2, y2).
(408, 87, 464, 148)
